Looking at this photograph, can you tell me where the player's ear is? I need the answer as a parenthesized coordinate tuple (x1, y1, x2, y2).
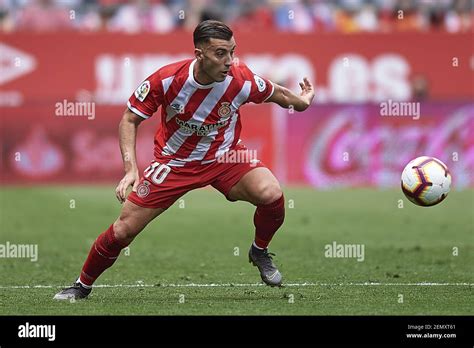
(194, 47, 203, 61)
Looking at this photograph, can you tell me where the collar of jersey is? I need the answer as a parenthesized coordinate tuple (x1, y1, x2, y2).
(188, 59, 219, 89)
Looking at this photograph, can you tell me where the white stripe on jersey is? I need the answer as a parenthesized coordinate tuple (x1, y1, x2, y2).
(162, 79, 197, 155)
(162, 76, 174, 94)
(127, 100, 150, 119)
(214, 81, 252, 159)
(163, 75, 233, 156)
(185, 136, 214, 162)
(164, 78, 196, 124)
(184, 81, 252, 163)
(201, 158, 216, 165)
(166, 159, 186, 167)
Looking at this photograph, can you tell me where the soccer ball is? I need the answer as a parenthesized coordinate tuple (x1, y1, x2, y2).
(401, 156, 451, 207)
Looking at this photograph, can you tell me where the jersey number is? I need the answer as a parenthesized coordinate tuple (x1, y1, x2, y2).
(144, 162, 171, 185)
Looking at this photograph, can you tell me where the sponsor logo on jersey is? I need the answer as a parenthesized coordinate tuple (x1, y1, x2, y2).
(175, 117, 230, 136)
(165, 103, 184, 121)
(171, 103, 184, 113)
(135, 80, 150, 102)
(254, 75, 266, 92)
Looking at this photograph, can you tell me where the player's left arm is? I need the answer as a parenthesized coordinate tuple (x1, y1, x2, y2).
(266, 77, 315, 112)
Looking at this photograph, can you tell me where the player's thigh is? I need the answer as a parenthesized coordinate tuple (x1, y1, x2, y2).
(227, 167, 282, 205)
(113, 200, 165, 241)
(128, 160, 195, 210)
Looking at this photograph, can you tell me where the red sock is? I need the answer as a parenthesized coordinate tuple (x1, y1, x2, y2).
(253, 194, 285, 249)
(79, 224, 129, 286)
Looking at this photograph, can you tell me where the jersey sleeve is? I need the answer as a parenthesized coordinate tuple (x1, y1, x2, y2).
(127, 70, 164, 119)
(241, 64, 275, 104)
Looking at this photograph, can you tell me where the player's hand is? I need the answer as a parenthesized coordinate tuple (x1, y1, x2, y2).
(298, 77, 315, 107)
(115, 170, 140, 203)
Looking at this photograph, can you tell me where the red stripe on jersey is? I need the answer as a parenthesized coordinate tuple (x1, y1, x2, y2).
(202, 82, 251, 162)
(203, 110, 243, 162)
(127, 58, 273, 167)
(168, 77, 245, 162)
(230, 117, 242, 148)
(154, 87, 211, 158)
(163, 67, 189, 103)
(201, 108, 236, 162)
(160, 59, 192, 80)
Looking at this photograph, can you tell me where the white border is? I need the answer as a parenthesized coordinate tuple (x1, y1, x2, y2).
(127, 101, 150, 119)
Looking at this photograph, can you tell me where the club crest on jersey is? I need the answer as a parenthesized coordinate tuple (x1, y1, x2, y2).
(253, 75, 266, 92)
(135, 80, 150, 102)
(218, 102, 232, 118)
(136, 180, 151, 198)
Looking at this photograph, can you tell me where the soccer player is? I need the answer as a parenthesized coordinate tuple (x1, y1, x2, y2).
(54, 20, 314, 300)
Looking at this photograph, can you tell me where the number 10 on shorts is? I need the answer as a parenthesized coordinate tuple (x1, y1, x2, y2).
(144, 162, 171, 185)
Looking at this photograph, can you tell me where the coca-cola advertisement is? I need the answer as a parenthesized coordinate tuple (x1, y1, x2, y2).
(280, 103, 474, 188)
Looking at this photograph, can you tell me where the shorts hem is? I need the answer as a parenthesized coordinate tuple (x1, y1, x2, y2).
(215, 161, 266, 202)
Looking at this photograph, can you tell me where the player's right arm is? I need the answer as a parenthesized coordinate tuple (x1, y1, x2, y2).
(240, 63, 314, 111)
(115, 109, 145, 203)
(115, 72, 164, 203)
(266, 78, 315, 111)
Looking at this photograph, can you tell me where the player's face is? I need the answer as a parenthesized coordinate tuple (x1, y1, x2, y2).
(197, 37, 236, 83)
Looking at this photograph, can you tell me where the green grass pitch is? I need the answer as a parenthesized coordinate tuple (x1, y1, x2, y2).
(0, 186, 473, 315)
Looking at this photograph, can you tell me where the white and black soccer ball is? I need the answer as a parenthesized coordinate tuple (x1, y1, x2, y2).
(401, 156, 452, 207)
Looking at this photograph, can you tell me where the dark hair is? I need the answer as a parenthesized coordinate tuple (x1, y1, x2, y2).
(193, 20, 233, 47)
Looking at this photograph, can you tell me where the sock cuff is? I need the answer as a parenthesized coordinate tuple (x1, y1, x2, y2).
(254, 238, 268, 249)
(105, 223, 129, 249)
(95, 224, 129, 258)
(77, 276, 93, 289)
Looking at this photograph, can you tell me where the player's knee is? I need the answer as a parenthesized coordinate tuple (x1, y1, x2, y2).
(113, 217, 139, 244)
(258, 183, 283, 205)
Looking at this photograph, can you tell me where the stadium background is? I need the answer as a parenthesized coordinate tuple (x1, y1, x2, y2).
(0, 0, 473, 316)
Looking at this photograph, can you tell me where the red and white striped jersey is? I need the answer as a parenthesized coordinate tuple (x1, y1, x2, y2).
(127, 58, 274, 167)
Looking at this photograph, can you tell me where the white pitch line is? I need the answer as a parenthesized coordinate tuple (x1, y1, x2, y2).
(0, 282, 472, 289)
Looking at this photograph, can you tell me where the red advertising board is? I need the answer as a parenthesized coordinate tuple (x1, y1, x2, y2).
(0, 103, 273, 184)
(0, 32, 472, 107)
(279, 103, 473, 188)
(1, 32, 472, 186)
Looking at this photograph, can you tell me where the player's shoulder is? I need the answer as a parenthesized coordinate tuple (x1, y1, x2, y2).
(149, 58, 193, 82)
(230, 61, 272, 96)
(229, 61, 255, 81)
(230, 61, 271, 90)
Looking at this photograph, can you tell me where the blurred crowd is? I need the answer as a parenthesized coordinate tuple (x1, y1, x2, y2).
(0, 0, 472, 33)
